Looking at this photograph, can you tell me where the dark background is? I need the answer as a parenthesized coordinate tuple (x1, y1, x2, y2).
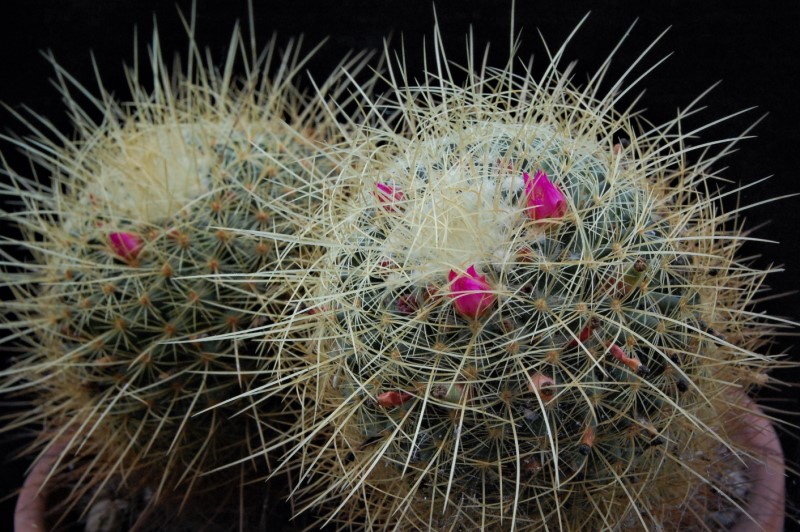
(1, 1, 798, 530)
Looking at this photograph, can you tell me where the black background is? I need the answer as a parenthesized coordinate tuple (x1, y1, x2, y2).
(1, 1, 798, 530)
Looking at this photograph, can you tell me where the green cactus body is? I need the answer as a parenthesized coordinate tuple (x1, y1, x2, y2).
(283, 32, 782, 531)
(0, 23, 368, 528)
(40, 118, 319, 472)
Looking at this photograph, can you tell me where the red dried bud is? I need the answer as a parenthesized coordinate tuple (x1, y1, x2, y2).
(607, 343, 648, 376)
(376, 391, 414, 408)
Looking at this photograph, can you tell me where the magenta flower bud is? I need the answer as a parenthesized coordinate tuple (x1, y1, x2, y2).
(109, 232, 143, 260)
(523, 170, 567, 220)
(448, 265, 495, 319)
(375, 183, 404, 212)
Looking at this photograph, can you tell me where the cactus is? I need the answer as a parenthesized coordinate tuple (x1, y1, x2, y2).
(271, 21, 794, 531)
(0, 15, 370, 529)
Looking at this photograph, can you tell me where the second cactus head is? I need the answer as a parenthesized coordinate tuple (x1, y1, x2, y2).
(0, 20, 370, 528)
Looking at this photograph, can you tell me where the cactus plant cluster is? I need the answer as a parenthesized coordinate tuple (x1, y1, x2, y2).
(0, 7, 795, 532)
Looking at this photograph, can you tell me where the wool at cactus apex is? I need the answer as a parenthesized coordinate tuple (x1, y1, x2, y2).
(0, 1, 798, 531)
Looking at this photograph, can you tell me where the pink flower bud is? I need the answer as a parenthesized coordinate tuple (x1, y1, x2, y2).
(375, 183, 404, 212)
(523, 170, 567, 220)
(109, 232, 143, 261)
(448, 265, 495, 319)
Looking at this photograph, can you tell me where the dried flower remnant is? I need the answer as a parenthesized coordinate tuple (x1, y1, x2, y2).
(376, 391, 415, 408)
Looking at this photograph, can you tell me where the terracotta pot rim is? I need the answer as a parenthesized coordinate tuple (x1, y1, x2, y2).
(14, 439, 70, 532)
(730, 394, 786, 532)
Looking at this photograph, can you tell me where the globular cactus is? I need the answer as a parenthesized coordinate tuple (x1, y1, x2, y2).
(274, 22, 792, 531)
(0, 17, 368, 530)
